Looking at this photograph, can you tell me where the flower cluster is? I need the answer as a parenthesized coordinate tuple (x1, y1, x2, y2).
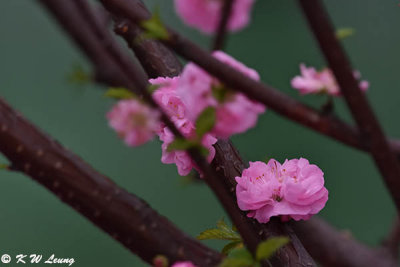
(291, 63, 369, 96)
(236, 158, 328, 223)
(107, 51, 265, 176)
(151, 77, 217, 176)
(174, 0, 255, 34)
(107, 99, 160, 147)
(178, 51, 266, 139)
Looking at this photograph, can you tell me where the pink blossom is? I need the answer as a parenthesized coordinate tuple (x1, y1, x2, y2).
(291, 63, 369, 96)
(174, 0, 255, 34)
(171, 261, 197, 267)
(107, 99, 160, 147)
(159, 123, 217, 176)
(178, 51, 266, 139)
(236, 158, 328, 223)
(151, 77, 217, 176)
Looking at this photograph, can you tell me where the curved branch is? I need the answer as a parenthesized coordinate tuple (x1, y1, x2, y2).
(0, 98, 222, 266)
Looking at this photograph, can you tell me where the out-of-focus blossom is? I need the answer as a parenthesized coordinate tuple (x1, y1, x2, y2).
(291, 63, 369, 96)
(174, 0, 255, 34)
(107, 99, 160, 147)
(178, 51, 265, 139)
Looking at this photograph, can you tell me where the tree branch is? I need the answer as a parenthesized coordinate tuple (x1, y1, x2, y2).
(297, 0, 400, 213)
(292, 218, 396, 267)
(212, 0, 235, 51)
(0, 98, 222, 266)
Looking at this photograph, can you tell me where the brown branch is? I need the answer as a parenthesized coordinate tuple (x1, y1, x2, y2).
(212, 0, 235, 51)
(114, 19, 182, 78)
(98, 0, 400, 160)
(292, 218, 397, 267)
(297, 0, 400, 212)
(0, 98, 222, 266)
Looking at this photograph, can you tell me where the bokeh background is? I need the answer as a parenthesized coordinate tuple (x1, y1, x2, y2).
(0, 0, 399, 266)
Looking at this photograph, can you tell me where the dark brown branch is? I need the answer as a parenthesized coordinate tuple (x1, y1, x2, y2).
(0, 98, 222, 266)
(292, 218, 396, 267)
(297, 0, 400, 212)
(98, 0, 400, 160)
(382, 217, 400, 259)
(212, 0, 235, 51)
(114, 19, 182, 78)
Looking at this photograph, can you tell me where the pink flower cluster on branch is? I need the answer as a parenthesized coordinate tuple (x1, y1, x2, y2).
(291, 63, 369, 96)
(151, 77, 217, 176)
(174, 0, 255, 34)
(107, 52, 265, 176)
(178, 51, 266, 139)
(236, 158, 328, 223)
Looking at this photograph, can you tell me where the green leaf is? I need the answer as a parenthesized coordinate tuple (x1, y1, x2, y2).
(141, 9, 169, 40)
(167, 138, 196, 152)
(222, 240, 243, 255)
(67, 64, 90, 85)
(212, 84, 234, 103)
(255, 237, 289, 262)
(197, 218, 241, 241)
(148, 84, 160, 94)
(219, 258, 254, 267)
(0, 163, 9, 170)
(219, 248, 254, 267)
(104, 87, 134, 99)
(336, 28, 355, 40)
(195, 107, 216, 138)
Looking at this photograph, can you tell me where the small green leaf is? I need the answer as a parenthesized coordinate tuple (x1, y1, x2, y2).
(67, 64, 91, 85)
(222, 240, 243, 255)
(219, 248, 254, 267)
(212, 84, 234, 103)
(195, 107, 216, 138)
(0, 163, 9, 170)
(167, 138, 196, 152)
(256, 237, 289, 261)
(104, 87, 134, 99)
(141, 9, 169, 40)
(336, 28, 355, 40)
(197, 218, 241, 241)
(148, 84, 160, 94)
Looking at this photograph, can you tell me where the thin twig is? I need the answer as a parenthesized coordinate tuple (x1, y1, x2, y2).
(212, 0, 235, 51)
(297, 0, 400, 213)
(0, 98, 222, 265)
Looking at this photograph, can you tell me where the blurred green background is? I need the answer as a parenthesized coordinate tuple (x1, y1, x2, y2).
(0, 0, 399, 266)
